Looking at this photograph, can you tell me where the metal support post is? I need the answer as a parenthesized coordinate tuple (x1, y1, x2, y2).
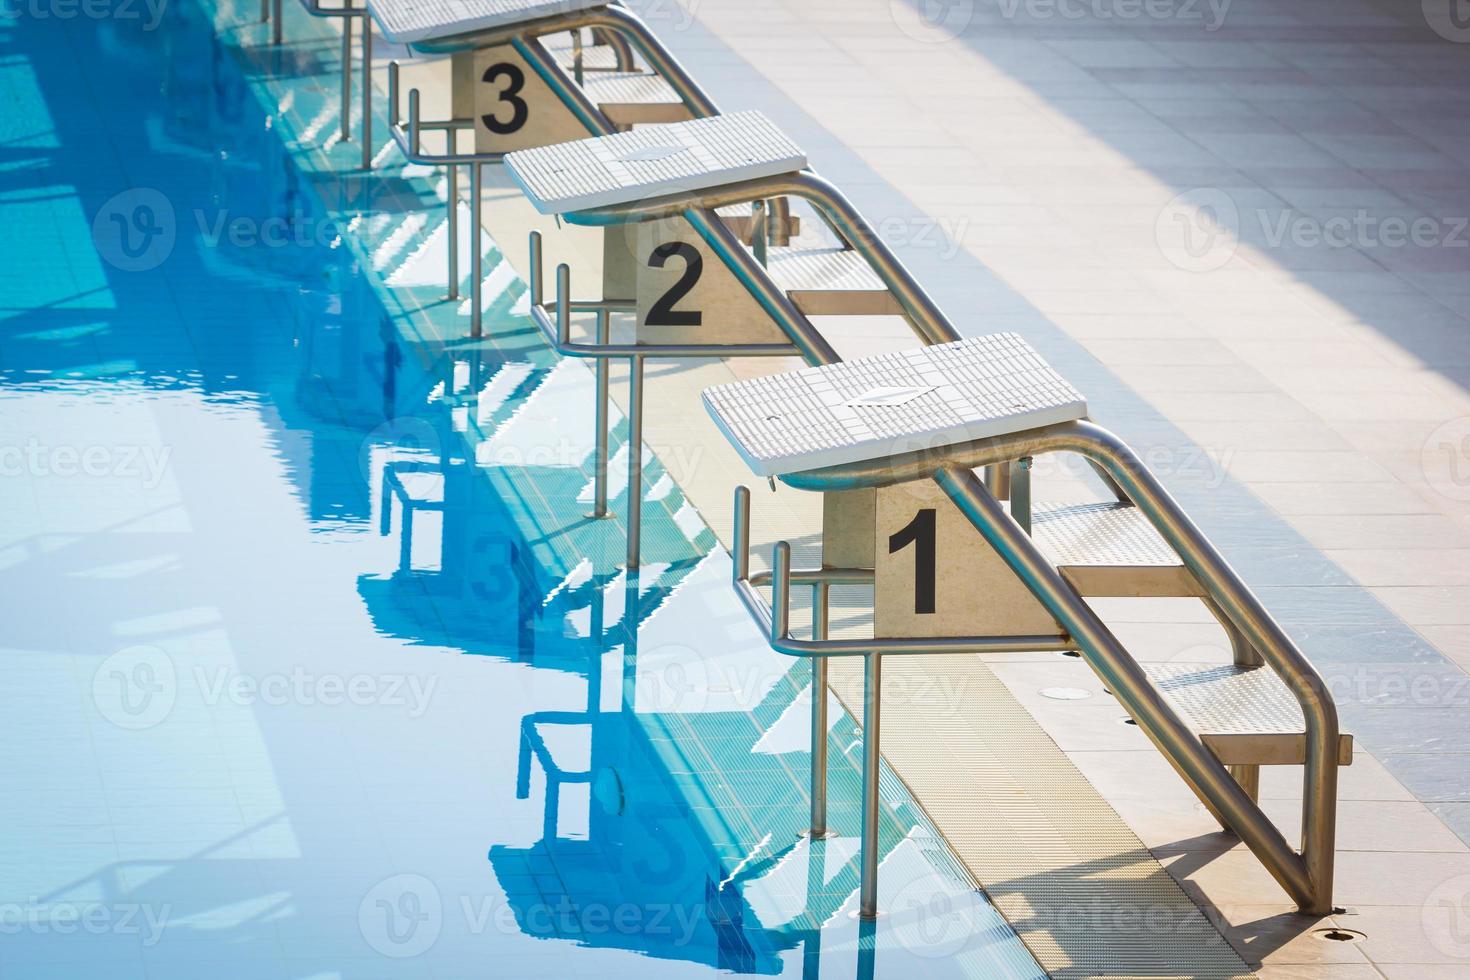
(589, 309, 612, 519)
(626, 355, 645, 568)
(446, 163, 459, 299)
(859, 651, 882, 919)
(1012, 455, 1033, 534)
(470, 161, 483, 337)
(340, 15, 353, 141)
(361, 14, 373, 170)
(809, 582, 830, 838)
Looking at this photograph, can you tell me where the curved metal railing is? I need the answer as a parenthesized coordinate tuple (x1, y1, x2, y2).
(761, 419, 1341, 913)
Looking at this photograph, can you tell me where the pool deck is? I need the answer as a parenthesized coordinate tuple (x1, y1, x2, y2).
(136, 1, 1470, 975)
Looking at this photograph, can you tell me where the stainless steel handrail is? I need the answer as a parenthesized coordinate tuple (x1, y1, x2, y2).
(729, 488, 1073, 659)
(763, 419, 1341, 914)
(556, 170, 956, 347)
(407, 4, 719, 122)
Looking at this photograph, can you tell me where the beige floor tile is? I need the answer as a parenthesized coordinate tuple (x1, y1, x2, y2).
(1336, 904, 1470, 968)
(1371, 587, 1470, 626)
(1206, 904, 1372, 969)
(1256, 967, 1383, 980)
(1251, 482, 1440, 518)
(1293, 515, 1470, 551)
(1334, 851, 1470, 907)
(1418, 626, 1470, 673)
(1259, 754, 1416, 804)
(1323, 550, 1470, 587)
(1257, 798, 1468, 854)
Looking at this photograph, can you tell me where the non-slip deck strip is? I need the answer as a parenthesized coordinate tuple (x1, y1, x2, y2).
(824, 654, 1256, 980)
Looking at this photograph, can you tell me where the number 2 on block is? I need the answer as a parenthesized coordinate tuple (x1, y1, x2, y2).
(645, 242, 703, 327)
(889, 508, 937, 615)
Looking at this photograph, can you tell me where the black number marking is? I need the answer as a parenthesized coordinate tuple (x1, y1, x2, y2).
(480, 62, 529, 135)
(645, 242, 703, 327)
(889, 508, 937, 615)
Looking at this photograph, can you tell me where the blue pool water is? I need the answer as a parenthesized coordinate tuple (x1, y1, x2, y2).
(0, 3, 1046, 977)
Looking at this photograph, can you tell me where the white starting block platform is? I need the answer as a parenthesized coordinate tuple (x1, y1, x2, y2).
(701, 334, 1087, 477)
(369, 0, 606, 43)
(505, 111, 807, 214)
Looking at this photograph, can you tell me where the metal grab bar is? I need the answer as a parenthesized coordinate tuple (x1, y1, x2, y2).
(769, 420, 1340, 914)
(409, 5, 720, 120)
(730, 488, 1073, 659)
(557, 170, 958, 349)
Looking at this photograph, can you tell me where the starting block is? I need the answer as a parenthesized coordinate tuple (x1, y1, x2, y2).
(703, 333, 1349, 919)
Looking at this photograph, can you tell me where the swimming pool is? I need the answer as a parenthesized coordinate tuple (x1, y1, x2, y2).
(0, 2, 1047, 977)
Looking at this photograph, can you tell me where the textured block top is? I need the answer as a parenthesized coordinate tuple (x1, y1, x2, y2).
(505, 111, 806, 214)
(701, 334, 1086, 477)
(369, 0, 606, 44)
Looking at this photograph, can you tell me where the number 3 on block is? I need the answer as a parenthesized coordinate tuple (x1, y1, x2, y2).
(479, 62, 528, 135)
(470, 46, 585, 154)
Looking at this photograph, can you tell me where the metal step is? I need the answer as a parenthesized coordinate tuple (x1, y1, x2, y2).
(714, 203, 800, 245)
(1143, 663, 1354, 767)
(765, 247, 903, 316)
(582, 72, 693, 126)
(1031, 500, 1200, 598)
(543, 39, 624, 72)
